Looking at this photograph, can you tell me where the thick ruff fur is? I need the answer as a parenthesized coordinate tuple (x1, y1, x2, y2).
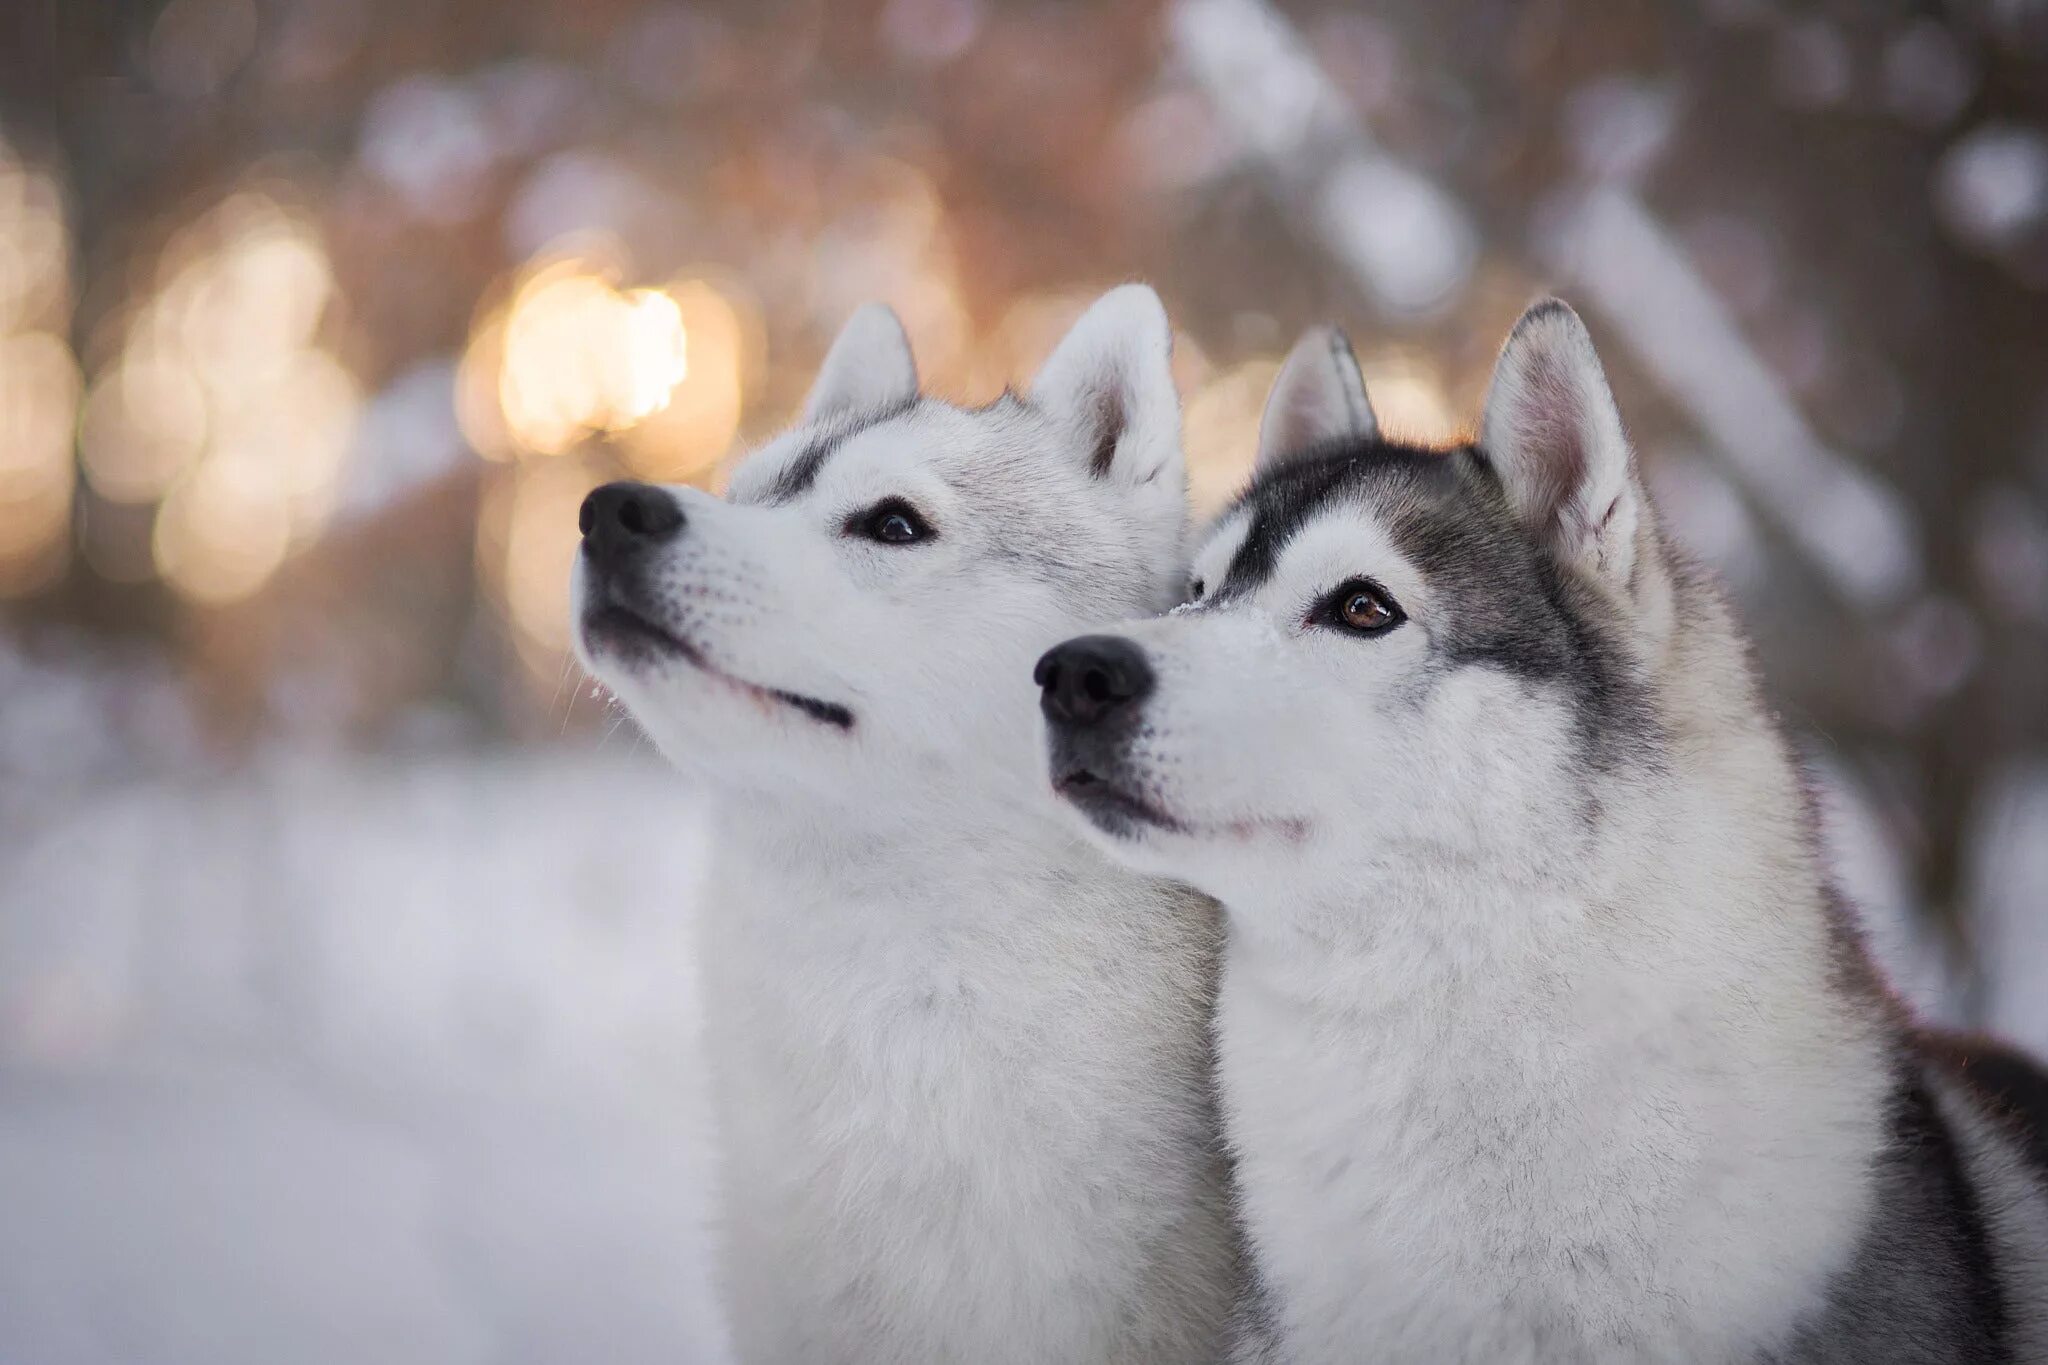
(1041, 304, 2048, 1364)
(572, 288, 1237, 1363)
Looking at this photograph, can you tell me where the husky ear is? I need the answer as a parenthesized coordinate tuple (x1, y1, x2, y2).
(1259, 326, 1376, 472)
(803, 303, 918, 425)
(1028, 284, 1182, 492)
(1480, 299, 1641, 587)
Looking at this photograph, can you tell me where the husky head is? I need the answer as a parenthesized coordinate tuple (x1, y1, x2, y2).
(1037, 301, 1687, 912)
(573, 285, 1189, 817)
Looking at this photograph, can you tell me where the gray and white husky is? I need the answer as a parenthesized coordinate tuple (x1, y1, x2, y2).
(1037, 300, 2048, 1364)
(571, 287, 1236, 1364)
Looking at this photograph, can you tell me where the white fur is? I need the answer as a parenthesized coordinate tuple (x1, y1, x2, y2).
(1057, 303, 1921, 1362)
(573, 287, 1235, 1364)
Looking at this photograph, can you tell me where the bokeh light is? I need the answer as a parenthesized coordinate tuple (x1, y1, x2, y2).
(477, 449, 605, 676)
(0, 332, 81, 595)
(0, 143, 70, 334)
(151, 452, 294, 604)
(474, 254, 695, 459)
(459, 248, 762, 675)
(1184, 358, 1279, 515)
(1360, 349, 1457, 444)
(76, 190, 359, 603)
(77, 354, 209, 504)
(618, 277, 754, 482)
(0, 139, 77, 597)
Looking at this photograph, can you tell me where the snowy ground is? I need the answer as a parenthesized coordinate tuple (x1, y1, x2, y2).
(0, 752, 733, 1365)
(1, 742, 2043, 1365)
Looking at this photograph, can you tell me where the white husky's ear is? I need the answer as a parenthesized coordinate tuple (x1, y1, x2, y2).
(1029, 284, 1182, 491)
(803, 303, 918, 424)
(1258, 326, 1376, 472)
(1481, 299, 1640, 587)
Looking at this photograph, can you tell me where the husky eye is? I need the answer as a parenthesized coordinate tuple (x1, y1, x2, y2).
(1187, 576, 1205, 602)
(851, 498, 933, 545)
(1315, 579, 1404, 635)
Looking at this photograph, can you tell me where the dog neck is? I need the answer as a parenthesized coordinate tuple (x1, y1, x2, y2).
(1212, 709, 1894, 1359)
(711, 771, 1160, 921)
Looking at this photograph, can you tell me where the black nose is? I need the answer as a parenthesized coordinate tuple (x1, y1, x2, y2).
(1036, 635, 1154, 729)
(580, 481, 684, 562)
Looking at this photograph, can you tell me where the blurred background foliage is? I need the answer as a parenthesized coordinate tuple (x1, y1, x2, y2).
(8, 0, 2048, 974)
(3, 2, 2048, 1356)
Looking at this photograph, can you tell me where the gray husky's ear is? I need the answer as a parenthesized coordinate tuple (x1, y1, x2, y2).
(1481, 299, 1640, 587)
(1258, 326, 1376, 472)
(1028, 284, 1182, 490)
(803, 303, 918, 425)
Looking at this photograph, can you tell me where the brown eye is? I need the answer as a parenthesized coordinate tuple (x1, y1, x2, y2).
(1319, 579, 1405, 635)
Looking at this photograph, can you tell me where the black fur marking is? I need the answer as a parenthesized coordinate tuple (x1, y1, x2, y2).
(1766, 1063, 2012, 1364)
(764, 396, 920, 504)
(770, 689, 856, 730)
(1215, 437, 1655, 754)
(1327, 327, 1369, 436)
(1923, 1030, 2048, 1180)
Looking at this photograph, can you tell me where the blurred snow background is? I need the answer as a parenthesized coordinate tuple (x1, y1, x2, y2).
(5, 0, 2048, 1359)
(0, 716, 734, 1364)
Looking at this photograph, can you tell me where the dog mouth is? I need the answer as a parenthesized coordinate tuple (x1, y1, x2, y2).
(1051, 766, 1187, 838)
(580, 601, 855, 732)
(1052, 762, 1312, 847)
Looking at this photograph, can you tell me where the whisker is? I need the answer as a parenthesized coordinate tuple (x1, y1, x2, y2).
(553, 655, 581, 735)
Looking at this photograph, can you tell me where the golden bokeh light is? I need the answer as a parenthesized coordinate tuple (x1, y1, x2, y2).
(463, 251, 760, 678)
(1184, 358, 1280, 516)
(0, 147, 71, 335)
(455, 308, 513, 461)
(620, 290, 691, 417)
(487, 258, 694, 457)
(0, 331, 81, 595)
(152, 453, 293, 604)
(156, 204, 333, 381)
(71, 189, 360, 603)
(891, 269, 975, 397)
(205, 349, 361, 528)
(78, 351, 210, 503)
(477, 452, 605, 678)
(0, 137, 77, 597)
(1359, 349, 1459, 444)
(618, 278, 751, 481)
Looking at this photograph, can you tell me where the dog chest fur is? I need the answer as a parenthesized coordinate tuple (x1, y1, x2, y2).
(700, 822, 1231, 1365)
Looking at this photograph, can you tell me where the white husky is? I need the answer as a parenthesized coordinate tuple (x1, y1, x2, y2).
(571, 287, 1236, 1364)
(1037, 302, 2048, 1364)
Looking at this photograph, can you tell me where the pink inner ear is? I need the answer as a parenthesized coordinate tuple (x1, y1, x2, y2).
(1277, 386, 1327, 443)
(1510, 348, 1589, 530)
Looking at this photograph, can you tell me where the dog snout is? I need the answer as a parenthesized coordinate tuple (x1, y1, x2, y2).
(580, 481, 685, 565)
(1036, 635, 1154, 729)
